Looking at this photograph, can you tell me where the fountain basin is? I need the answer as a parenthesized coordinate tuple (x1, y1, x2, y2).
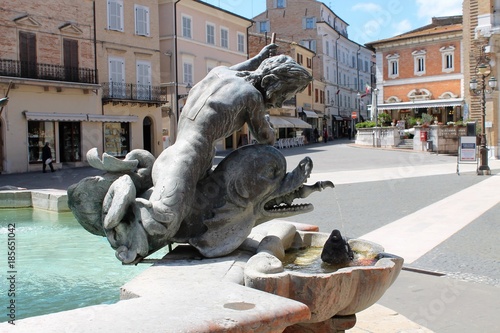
(244, 230, 403, 324)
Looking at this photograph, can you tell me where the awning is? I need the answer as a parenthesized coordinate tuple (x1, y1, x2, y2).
(301, 110, 319, 118)
(269, 116, 312, 129)
(333, 116, 343, 121)
(87, 114, 139, 123)
(378, 98, 464, 111)
(24, 112, 87, 122)
(283, 117, 312, 129)
(269, 116, 292, 128)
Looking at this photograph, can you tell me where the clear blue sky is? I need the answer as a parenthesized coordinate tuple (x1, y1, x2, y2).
(201, 0, 462, 45)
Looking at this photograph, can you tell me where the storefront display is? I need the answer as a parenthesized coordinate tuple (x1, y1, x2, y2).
(104, 122, 130, 157)
(28, 121, 55, 163)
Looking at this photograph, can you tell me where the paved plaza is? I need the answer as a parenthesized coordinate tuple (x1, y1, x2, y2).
(1, 139, 499, 332)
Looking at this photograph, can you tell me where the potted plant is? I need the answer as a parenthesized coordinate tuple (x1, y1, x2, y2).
(378, 112, 392, 126)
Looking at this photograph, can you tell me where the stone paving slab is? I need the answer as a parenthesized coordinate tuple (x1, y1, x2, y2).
(350, 304, 434, 332)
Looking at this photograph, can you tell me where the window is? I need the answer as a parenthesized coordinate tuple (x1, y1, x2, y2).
(135, 5, 150, 36)
(276, 0, 286, 8)
(416, 57, 425, 73)
(300, 39, 316, 52)
(183, 61, 193, 84)
(136, 60, 151, 100)
(306, 57, 312, 69)
(386, 53, 399, 78)
(104, 123, 130, 157)
(315, 88, 319, 103)
(182, 15, 192, 38)
(206, 23, 215, 45)
(325, 41, 330, 56)
(296, 53, 303, 65)
(19, 31, 37, 78)
(412, 50, 426, 75)
(107, 0, 124, 32)
(220, 28, 229, 48)
(28, 121, 55, 163)
(303, 17, 316, 29)
(308, 83, 312, 96)
(237, 33, 245, 53)
(63, 39, 79, 81)
(108, 56, 125, 97)
(259, 21, 269, 33)
(440, 46, 455, 72)
(59, 122, 81, 162)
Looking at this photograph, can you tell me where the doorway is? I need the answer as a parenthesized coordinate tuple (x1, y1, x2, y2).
(59, 122, 81, 162)
(143, 117, 153, 153)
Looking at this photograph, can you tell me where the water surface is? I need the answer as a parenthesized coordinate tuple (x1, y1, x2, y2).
(1, 208, 166, 321)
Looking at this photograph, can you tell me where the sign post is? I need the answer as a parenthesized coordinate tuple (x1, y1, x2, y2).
(457, 136, 478, 175)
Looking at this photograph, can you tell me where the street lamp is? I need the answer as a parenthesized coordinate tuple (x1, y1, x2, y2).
(469, 60, 497, 175)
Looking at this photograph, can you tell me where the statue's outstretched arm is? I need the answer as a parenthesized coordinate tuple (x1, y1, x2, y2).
(229, 43, 278, 71)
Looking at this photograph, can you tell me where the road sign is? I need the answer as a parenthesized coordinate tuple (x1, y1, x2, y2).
(351, 111, 357, 119)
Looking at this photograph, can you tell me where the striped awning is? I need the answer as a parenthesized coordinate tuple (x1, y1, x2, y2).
(378, 98, 464, 111)
(23, 112, 87, 122)
(269, 116, 312, 129)
(301, 110, 319, 118)
(24, 112, 138, 123)
(87, 114, 138, 122)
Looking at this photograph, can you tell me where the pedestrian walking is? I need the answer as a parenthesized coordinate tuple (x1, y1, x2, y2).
(42, 142, 55, 173)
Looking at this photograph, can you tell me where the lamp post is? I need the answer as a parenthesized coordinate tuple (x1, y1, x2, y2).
(469, 60, 497, 175)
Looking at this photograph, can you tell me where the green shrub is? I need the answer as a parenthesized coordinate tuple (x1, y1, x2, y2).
(355, 121, 376, 128)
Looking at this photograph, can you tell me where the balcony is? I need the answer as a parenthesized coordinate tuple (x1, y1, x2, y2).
(0, 59, 97, 84)
(101, 82, 165, 107)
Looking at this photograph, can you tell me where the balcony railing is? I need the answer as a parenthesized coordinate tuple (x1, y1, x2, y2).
(0, 59, 97, 84)
(101, 82, 165, 105)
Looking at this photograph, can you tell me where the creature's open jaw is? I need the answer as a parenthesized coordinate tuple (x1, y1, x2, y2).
(263, 181, 334, 216)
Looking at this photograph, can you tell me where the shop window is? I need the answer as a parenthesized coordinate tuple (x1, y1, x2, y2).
(28, 121, 55, 163)
(104, 122, 130, 157)
(59, 122, 81, 162)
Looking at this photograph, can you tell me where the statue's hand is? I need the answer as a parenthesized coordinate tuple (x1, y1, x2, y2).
(260, 43, 278, 59)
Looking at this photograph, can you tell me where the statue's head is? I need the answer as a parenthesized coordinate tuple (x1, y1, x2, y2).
(257, 55, 312, 108)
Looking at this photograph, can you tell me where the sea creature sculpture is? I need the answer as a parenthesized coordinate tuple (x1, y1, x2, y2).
(68, 145, 334, 263)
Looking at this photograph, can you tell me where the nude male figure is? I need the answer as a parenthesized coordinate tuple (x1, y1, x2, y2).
(106, 44, 313, 252)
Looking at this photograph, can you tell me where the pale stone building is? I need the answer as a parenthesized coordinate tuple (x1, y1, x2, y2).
(95, 0, 163, 158)
(0, 0, 100, 173)
(249, 32, 317, 144)
(252, 0, 373, 139)
(0, 0, 164, 174)
(158, 0, 252, 150)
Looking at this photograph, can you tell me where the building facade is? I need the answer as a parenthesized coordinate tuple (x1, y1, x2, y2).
(0, 0, 100, 173)
(248, 32, 317, 143)
(95, 0, 163, 159)
(366, 16, 464, 128)
(465, 0, 500, 159)
(252, 0, 373, 139)
(158, 0, 252, 150)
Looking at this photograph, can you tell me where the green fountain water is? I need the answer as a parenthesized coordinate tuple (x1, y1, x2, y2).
(0, 208, 167, 322)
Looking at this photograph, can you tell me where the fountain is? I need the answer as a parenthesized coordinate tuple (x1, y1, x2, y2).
(1, 44, 403, 332)
(242, 225, 403, 332)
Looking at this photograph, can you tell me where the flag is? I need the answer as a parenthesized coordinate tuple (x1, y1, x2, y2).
(336, 89, 340, 95)
(360, 93, 367, 98)
(365, 84, 371, 94)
